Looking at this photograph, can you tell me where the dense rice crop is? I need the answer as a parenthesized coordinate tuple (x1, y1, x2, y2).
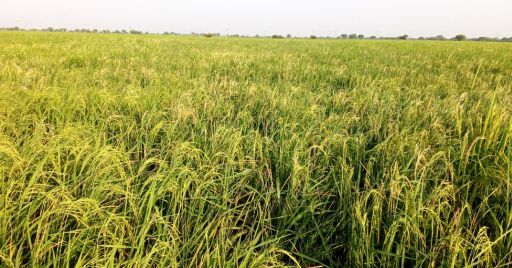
(1, 32, 511, 267)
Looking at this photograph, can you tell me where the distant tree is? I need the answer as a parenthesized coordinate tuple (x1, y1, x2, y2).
(357, 34, 365, 39)
(204, 33, 214, 37)
(369, 36, 377, 39)
(454, 34, 467, 41)
(286, 34, 292, 38)
(129, 30, 142, 34)
(476, 37, 497, 42)
(426, 35, 445, 41)
(310, 35, 317, 39)
(349, 34, 358, 39)
(121, 30, 127, 34)
(8, 28, 20, 31)
(418, 37, 425, 40)
(398, 34, 408, 40)
(502, 37, 512, 42)
(272, 34, 284, 39)
(340, 34, 348, 39)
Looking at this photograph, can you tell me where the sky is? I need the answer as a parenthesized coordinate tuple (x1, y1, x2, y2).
(1, 0, 511, 38)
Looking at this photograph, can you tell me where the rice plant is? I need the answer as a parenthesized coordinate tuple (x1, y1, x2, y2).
(0, 32, 511, 267)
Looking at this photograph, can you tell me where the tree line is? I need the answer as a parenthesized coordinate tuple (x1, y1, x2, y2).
(1, 27, 511, 42)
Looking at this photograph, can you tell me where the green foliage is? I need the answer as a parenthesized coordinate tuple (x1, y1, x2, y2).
(433, 35, 446, 40)
(455, 34, 467, 41)
(1, 32, 512, 267)
(476, 36, 499, 42)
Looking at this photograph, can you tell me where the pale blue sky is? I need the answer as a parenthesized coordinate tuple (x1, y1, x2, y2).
(1, 0, 511, 38)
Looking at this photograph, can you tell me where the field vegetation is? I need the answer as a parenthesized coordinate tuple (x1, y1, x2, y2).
(1, 32, 512, 267)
